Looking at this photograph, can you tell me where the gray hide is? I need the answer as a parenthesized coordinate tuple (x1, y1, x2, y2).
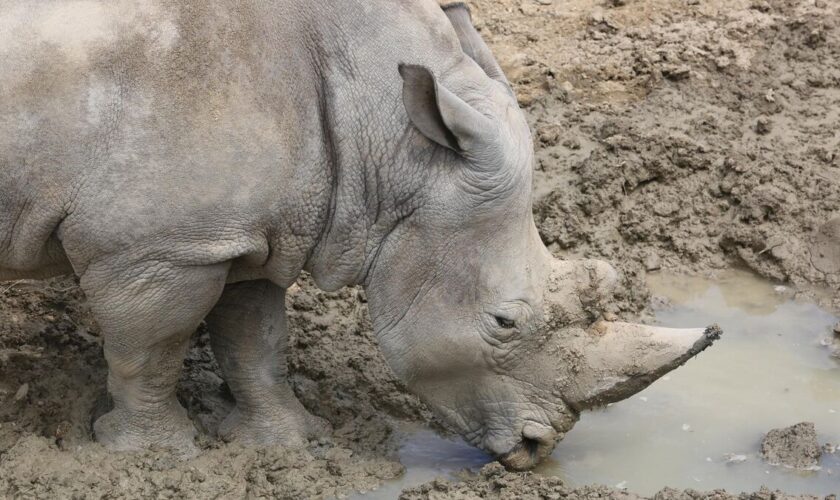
(0, 0, 719, 468)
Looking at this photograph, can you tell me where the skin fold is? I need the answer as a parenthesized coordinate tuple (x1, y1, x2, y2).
(0, 0, 719, 468)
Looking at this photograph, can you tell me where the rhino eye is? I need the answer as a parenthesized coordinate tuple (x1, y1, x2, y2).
(495, 316, 516, 329)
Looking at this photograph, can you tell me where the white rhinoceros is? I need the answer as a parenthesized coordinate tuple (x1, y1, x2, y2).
(0, 0, 719, 469)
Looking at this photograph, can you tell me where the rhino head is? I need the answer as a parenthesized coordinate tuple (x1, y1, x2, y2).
(360, 3, 720, 470)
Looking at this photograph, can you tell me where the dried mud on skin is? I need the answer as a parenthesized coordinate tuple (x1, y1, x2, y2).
(2, 0, 840, 498)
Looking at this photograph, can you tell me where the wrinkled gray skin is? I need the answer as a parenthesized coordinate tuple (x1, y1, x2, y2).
(0, 0, 719, 469)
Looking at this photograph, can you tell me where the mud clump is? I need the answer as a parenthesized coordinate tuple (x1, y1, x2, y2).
(398, 462, 831, 500)
(760, 422, 822, 470)
(2, 437, 404, 499)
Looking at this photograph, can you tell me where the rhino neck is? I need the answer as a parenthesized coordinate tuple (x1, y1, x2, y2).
(303, 96, 439, 291)
(301, 0, 464, 291)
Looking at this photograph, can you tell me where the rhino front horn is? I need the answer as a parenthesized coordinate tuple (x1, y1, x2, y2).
(563, 322, 723, 411)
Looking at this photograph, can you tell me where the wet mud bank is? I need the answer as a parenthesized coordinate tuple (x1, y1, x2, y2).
(399, 463, 835, 500)
(477, 0, 840, 313)
(2, 0, 840, 498)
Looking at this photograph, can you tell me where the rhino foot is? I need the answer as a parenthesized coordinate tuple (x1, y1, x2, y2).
(218, 403, 331, 447)
(93, 402, 198, 457)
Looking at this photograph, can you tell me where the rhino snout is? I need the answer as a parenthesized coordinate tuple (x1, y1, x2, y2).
(497, 422, 560, 471)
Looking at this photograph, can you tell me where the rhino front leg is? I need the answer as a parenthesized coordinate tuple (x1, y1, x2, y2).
(82, 260, 230, 456)
(206, 280, 330, 447)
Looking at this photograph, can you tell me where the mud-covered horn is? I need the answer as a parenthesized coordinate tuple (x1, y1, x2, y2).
(441, 3, 511, 91)
(565, 322, 723, 410)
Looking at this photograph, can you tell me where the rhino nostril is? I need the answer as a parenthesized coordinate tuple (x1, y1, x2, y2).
(520, 436, 540, 458)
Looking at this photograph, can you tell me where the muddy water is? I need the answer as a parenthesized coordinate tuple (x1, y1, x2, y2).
(545, 270, 840, 495)
(360, 270, 840, 497)
(350, 427, 491, 499)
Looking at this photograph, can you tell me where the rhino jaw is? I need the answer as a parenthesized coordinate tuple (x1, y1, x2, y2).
(564, 322, 723, 411)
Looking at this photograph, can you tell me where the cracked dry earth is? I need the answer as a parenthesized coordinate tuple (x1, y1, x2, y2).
(1, 0, 839, 498)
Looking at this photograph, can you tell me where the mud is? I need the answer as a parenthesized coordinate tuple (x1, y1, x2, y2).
(2, 0, 840, 498)
(398, 463, 833, 500)
(761, 422, 823, 470)
(0, 277, 409, 498)
(475, 0, 840, 313)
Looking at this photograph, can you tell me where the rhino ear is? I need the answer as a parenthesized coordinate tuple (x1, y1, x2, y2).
(440, 3, 511, 92)
(398, 64, 493, 153)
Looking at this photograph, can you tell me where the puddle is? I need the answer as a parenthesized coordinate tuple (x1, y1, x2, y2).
(348, 426, 491, 499)
(548, 270, 840, 495)
(359, 270, 840, 497)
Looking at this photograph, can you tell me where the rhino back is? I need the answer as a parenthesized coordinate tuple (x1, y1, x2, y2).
(0, 1, 327, 278)
(0, 0, 466, 284)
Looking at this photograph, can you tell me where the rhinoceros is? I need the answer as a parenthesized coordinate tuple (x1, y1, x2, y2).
(0, 0, 720, 469)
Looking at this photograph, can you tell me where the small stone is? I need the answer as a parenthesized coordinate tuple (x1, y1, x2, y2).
(644, 253, 661, 272)
(755, 116, 772, 135)
(833, 322, 840, 335)
(537, 124, 563, 146)
(54, 420, 72, 440)
(519, 1, 539, 15)
(14, 383, 28, 402)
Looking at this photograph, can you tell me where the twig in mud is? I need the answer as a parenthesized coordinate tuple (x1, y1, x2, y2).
(757, 243, 783, 256)
(0, 280, 26, 295)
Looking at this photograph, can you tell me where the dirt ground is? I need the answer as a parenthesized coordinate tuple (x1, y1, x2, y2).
(493, 0, 839, 313)
(1, 0, 839, 498)
(399, 462, 834, 500)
